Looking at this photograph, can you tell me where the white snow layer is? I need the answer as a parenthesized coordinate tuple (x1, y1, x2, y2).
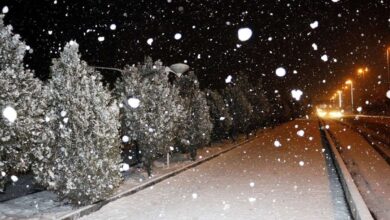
(81, 120, 340, 220)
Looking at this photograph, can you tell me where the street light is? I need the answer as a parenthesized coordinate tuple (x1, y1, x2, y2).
(357, 67, 368, 78)
(337, 90, 342, 109)
(345, 80, 354, 112)
(387, 47, 390, 85)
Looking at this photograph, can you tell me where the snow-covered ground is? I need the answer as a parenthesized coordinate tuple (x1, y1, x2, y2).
(0, 133, 250, 219)
(324, 119, 390, 219)
(81, 119, 346, 220)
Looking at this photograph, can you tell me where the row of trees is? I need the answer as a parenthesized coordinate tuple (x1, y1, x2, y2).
(0, 15, 299, 205)
(1, 16, 121, 205)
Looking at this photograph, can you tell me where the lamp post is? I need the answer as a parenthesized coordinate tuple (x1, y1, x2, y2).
(387, 48, 390, 85)
(345, 80, 354, 113)
(337, 90, 342, 109)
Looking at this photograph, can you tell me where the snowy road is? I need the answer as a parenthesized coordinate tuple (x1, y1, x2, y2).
(82, 120, 347, 220)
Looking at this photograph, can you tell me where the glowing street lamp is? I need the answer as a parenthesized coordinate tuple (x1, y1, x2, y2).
(337, 90, 342, 108)
(357, 67, 368, 78)
(387, 47, 390, 86)
(345, 80, 354, 112)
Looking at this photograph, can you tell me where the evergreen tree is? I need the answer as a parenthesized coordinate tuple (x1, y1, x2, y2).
(268, 90, 292, 125)
(175, 72, 212, 160)
(116, 58, 186, 176)
(236, 74, 271, 129)
(0, 15, 47, 191)
(32, 41, 122, 205)
(223, 84, 253, 139)
(205, 89, 232, 141)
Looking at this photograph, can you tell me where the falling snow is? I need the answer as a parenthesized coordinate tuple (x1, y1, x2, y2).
(321, 54, 328, 62)
(147, 38, 153, 45)
(127, 97, 140, 108)
(109, 24, 117, 30)
(2, 6, 9, 14)
(237, 27, 253, 42)
(2, 106, 17, 123)
(225, 75, 232, 83)
(297, 130, 305, 137)
(291, 89, 303, 101)
(122, 135, 129, 143)
(174, 33, 182, 40)
(274, 140, 282, 147)
(312, 43, 318, 51)
(98, 36, 105, 42)
(10, 175, 18, 182)
(310, 21, 319, 29)
(275, 67, 286, 77)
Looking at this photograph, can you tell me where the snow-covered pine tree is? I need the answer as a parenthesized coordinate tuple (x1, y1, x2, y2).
(236, 74, 271, 129)
(31, 41, 122, 205)
(268, 89, 292, 125)
(223, 84, 253, 139)
(116, 58, 186, 175)
(0, 15, 47, 191)
(175, 72, 212, 160)
(205, 89, 232, 141)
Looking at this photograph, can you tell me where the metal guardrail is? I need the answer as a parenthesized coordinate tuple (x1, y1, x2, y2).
(343, 114, 390, 119)
(319, 120, 373, 220)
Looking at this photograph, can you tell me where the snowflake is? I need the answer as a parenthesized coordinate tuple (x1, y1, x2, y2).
(174, 33, 182, 40)
(237, 27, 253, 42)
(311, 43, 318, 50)
(122, 135, 129, 143)
(321, 54, 328, 62)
(310, 21, 319, 29)
(127, 98, 140, 108)
(119, 163, 130, 172)
(275, 67, 286, 77)
(147, 38, 153, 45)
(2, 6, 9, 14)
(225, 75, 232, 83)
(98, 36, 105, 42)
(10, 175, 18, 182)
(291, 89, 303, 101)
(2, 106, 17, 123)
(110, 24, 116, 30)
(386, 90, 390, 99)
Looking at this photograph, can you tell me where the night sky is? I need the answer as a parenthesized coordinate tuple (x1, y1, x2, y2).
(1, 0, 389, 102)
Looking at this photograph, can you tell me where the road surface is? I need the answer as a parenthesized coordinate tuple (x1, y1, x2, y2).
(82, 120, 349, 220)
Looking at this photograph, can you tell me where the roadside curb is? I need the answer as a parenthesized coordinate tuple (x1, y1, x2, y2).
(320, 120, 373, 220)
(59, 137, 255, 220)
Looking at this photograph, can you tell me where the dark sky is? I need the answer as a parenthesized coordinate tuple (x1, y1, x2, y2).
(1, 0, 389, 101)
